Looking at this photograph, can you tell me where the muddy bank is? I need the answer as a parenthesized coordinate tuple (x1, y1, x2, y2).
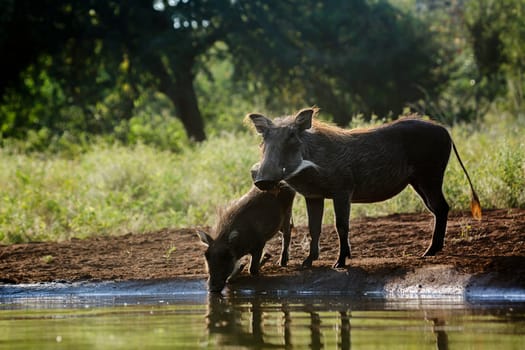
(232, 259, 525, 300)
(1, 265, 523, 301)
(1, 209, 524, 298)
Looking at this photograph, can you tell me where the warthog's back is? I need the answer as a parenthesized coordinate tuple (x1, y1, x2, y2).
(375, 118, 452, 160)
(361, 118, 453, 174)
(298, 117, 453, 202)
(214, 184, 295, 243)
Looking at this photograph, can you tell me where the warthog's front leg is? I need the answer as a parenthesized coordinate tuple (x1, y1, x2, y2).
(302, 197, 324, 267)
(333, 194, 351, 268)
(249, 247, 264, 275)
(280, 209, 293, 266)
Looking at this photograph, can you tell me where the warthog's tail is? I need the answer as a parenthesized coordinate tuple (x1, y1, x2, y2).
(452, 141, 482, 220)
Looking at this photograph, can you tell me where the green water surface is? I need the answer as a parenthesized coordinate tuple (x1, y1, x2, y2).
(1, 296, 524, 349)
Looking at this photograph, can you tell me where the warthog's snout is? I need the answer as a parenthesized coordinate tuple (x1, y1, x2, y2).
(251, 162, 280, 191)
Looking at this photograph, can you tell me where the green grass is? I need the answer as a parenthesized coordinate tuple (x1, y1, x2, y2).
(0, 132, 259, 243)
(1, 115, 524, 244)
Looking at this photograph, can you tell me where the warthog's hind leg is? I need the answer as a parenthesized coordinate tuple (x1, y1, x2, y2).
(412, 179, 450, 256)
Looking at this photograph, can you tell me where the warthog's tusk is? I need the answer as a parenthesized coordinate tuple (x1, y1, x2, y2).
(285, 160, 320, 179)
(228, 259, 246, 282)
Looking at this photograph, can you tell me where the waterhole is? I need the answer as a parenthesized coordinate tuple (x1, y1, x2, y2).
(1, 281, 524, 349)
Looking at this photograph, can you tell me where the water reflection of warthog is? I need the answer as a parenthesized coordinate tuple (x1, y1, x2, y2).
(206, 295, 352, 350)
(206, 296, 452, 350)
(206, 294, 269, 348)
(197, 183, 295, 293)
(248, 107, 482, 268)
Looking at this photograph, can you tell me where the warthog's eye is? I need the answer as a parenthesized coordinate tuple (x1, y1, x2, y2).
(286, 130, 300, 146)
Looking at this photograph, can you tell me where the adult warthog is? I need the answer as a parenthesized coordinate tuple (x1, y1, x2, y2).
(248, 107, 482, 268)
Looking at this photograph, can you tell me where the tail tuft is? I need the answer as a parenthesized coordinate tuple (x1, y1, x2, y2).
(471, 191, 482, 220)
(452, 141, 482, 221)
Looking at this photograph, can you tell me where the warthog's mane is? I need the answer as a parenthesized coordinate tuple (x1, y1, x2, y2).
(211, 190, 256, 239)
(273, 112, 430, 140)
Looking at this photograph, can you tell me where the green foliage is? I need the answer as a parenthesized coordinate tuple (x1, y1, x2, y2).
(228, 0, 444, 125)
(3, 0, 525, 145)
(402, 0, 525, 124)
(114, 90, 189, 151)
(497, 145, 525, 208)
(195, 45, 267, 136)
(469, 113, 525, 209)
(1, 0, 462, 145)
(463, 0, 520, 115)
(178, 133, 260, 226)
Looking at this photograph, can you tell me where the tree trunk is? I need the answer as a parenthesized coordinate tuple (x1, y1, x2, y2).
(174, 69, 206, 142)
(158, 62, 206, 142)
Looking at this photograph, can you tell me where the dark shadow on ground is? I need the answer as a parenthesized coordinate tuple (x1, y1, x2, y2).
(465, 256, 525, 300)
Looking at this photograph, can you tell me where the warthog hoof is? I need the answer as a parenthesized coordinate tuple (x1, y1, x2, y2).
(333, 250, 350, 268)
(423, 245, 442, 257)
(333, 260, 346, 269)
(302, 258, 314, 268)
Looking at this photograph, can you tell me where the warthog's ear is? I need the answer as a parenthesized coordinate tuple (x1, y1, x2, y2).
(197, 230, 213, 246)
(294, 107, 318, 131)
(247, 113, 273, 135)
(228, 230, 240, 244)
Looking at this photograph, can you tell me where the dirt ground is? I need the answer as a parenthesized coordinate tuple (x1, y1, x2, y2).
(1, 209, 524, 292)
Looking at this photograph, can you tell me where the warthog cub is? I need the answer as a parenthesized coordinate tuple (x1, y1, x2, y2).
(248, 107, 482, 268)
(197, 183, 295, 293)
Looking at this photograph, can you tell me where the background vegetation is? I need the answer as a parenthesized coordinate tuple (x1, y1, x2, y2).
(1, 0, 524, 243)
